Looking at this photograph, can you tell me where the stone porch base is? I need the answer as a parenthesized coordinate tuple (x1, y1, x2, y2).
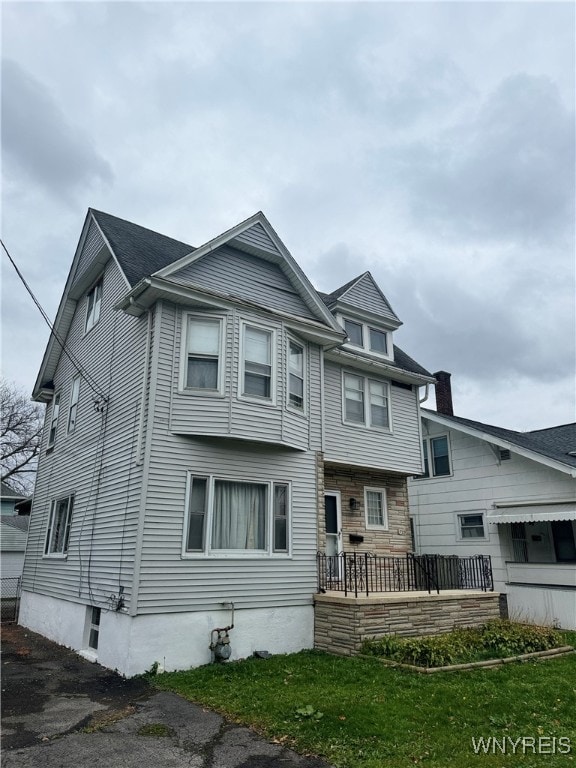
(314, 590, 501, 656)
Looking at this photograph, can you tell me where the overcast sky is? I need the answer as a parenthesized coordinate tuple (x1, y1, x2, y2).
(2, 1, 574, 432)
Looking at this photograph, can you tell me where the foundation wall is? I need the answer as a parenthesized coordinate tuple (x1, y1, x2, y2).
(314, 591, 501, 656)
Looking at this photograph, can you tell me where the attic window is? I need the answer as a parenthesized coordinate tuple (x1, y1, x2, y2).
(85, 279, 102, 332)
(340, 315, 393, 361)
(499, 449, 511, 461)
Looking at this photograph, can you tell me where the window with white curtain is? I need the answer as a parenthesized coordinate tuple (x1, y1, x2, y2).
(184, 475, 290, 555)
(242, 324, 274, 400)
(184, 316, 224, 392)
(364, 487, 388, 529)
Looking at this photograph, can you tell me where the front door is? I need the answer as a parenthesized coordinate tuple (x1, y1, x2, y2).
(324, 492, 342, 580)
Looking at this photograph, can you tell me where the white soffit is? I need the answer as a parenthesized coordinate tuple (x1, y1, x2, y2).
(488, 503, 576, 524)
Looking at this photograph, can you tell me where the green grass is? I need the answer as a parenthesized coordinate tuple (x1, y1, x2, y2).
(151, 635, 576, 768)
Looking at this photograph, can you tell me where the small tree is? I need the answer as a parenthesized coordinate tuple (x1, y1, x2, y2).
(1, 378, 44, 495)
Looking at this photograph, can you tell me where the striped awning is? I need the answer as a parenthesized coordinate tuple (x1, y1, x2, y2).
(488, 503, 576, 524)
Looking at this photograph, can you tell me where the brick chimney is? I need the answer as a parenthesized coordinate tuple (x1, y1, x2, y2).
(434, 371, 454, 416)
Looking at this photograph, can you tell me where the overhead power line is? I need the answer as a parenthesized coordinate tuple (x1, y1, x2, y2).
(1, 238, 108, 403)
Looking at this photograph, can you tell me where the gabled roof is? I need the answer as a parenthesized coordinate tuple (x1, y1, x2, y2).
(1, 482, 27, 501)
(90, 209, 194, 287)
(422, 410, 576, 477)
(320, 271, 402, 328)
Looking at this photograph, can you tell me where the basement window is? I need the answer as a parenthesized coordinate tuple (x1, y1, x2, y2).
(88, 607, 101, 650)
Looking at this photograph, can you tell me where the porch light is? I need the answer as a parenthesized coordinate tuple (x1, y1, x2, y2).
(349, 498, 359, 512)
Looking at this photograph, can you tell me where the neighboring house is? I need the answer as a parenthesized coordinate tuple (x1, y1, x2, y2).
(20, 209, 435, 675)
(1, 481, 27, 517)
(1, 482, 30, 580)
(409, 372, 576, 629)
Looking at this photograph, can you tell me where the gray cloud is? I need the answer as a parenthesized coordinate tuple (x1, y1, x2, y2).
(401, 74, 575, 243)
(2, 59, 114, 200)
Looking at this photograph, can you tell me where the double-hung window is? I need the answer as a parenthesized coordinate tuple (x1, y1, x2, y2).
(365, 488, 388, 530)
(341, 316, 393, 360)
(185, 316, 223, 392)
(288, 339, 305, 411)
(67, 376, 81, 433)
(242, 325, 273, 400)
(47, 393, 60, 448)
(184, 475, 289, 555)
(457, 513, 486, 539)
(45, 495, 74, 556)
(422, 435, 451, 477)
(343, 318, 363, 346)
(85, 279, 102, 333)
(343, 373, 390, 429)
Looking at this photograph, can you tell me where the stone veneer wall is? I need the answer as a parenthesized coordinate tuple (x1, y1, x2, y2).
(322, 463, 412, 556)
(314, 592, 501, 656)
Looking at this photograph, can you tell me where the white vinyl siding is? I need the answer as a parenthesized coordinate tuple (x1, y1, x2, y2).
(67, 376, 81, 433)
(183, 474, 291, 556)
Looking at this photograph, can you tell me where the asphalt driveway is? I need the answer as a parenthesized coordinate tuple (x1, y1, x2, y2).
(1, 623, 331, 767)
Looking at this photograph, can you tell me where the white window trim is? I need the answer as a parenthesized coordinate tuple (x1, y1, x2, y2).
(47, 392, 61, 449)
(341, 370, 392, 432)
(418, 433, 453, 479)
(238, 320, 277, 406)
(179, 312, 226, 396)
(67, 375, 81, 434)
(338, 314, 394, 362)
(286, 335, 307, 415)
(44, 495, 74, 558)
(85, 278, 103, 334)
(456, 511, 488, 542)
(364, 487, 389, 531)
(182, 473, 292, 558)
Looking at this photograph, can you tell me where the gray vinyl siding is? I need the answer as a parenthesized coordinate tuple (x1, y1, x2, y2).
(138, 302, 320, 613)
(233, 222, 279, 256)
(342, 274, 399, 324)
(167, 303, 317, 450)
(22, 257, 147, 610)
(323, 361, 423, 474)
(71, 219, 107, 289)
(170, 245, 317, 320)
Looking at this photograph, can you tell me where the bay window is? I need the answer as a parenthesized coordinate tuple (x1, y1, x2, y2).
(184, 475, 290, 555)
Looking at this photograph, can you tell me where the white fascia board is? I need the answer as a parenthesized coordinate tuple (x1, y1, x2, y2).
(153, 211, 343, 335)
(422, 411, 576, 478)
(332, 299, 403, 330)
(325, 347, 436, 386)
(115, 277, 346, 347)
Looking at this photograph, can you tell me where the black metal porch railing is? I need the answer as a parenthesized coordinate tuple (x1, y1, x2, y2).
(317, 552, 493, 597)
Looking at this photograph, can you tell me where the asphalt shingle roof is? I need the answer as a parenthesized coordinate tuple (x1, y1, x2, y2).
(1, 482, 27, 501)
(1, 516, 30, 532)
(90, 209, 194, 287)
(423, 410, 576, 469)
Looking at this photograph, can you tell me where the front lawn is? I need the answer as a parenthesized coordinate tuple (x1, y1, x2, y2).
(152, 635, 576, 768)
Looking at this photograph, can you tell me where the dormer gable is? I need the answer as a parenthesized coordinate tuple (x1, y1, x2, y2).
(322, 272, 402, 363)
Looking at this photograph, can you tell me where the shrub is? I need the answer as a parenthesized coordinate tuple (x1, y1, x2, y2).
(362, 620, 565, 668)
